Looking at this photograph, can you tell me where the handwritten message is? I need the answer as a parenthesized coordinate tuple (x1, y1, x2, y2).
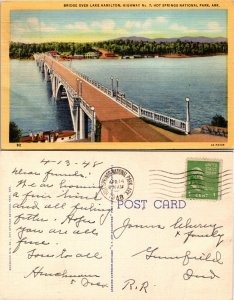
(10, 157, 110, 288)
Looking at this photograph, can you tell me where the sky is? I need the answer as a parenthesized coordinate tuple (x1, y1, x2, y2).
(11, 10, 227, 43)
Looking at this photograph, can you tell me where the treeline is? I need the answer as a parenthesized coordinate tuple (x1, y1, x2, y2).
(10, 39, 228, 59)
(94, 39, 228, 56)
(10, 42, 93, 59)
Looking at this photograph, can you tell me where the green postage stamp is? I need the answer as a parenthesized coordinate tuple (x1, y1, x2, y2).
(186, 160, 220, 200)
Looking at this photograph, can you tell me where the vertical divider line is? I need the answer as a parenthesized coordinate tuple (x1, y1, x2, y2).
(110, 167, 114, 292)
(8, 186, 12, 271)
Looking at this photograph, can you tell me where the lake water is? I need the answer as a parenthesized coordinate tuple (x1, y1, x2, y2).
(10, 56, 226, 135)
(10, 59, 73, 135)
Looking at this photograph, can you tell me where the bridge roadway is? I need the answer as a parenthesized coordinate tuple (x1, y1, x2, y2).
(45, 56, 171, 142)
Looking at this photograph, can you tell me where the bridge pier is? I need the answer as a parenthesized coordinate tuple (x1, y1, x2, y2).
(44, 65, 51, 82)
(51, 75, 56, 98)
(75, 107, 79, 140)
(90, 107, 96, 142)
(79, 108, 85, 140)
(185, 97, 190, 134)
(79, 108, 89, 140)
(85, 114, 89, 139)
(48, 70, 96, 142)
(39, 60, 44, 73)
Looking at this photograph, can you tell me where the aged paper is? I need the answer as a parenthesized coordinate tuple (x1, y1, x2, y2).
(1, 0, 234, 149)
(0, 151, 232, 299)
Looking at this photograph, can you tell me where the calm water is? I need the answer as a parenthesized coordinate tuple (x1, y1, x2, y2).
(10, 56, 226, 134)
(10, 59, 73, 135)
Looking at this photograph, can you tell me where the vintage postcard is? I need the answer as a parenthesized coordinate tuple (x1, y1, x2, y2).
(0, 0, 234, 149)
(0, 150, 232, 299)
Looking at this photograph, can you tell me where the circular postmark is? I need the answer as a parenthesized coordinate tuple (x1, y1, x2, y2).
(99, 167, 134, 201)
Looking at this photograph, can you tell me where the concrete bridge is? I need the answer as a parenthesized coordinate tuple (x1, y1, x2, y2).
(34, 53, 190, 142)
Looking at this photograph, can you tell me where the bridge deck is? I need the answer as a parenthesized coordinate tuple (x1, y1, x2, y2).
(45, 56, 171, 142)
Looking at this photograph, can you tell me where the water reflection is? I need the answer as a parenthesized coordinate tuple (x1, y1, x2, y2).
(10, 59, 73, 134)
(54, 100, 73, 131)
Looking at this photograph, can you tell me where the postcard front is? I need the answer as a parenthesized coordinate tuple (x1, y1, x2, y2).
(1, 0, 234, 149)
(0, 151, 232, 299)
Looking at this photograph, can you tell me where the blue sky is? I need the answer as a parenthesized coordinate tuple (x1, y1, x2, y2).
(11, 10, 227, 43)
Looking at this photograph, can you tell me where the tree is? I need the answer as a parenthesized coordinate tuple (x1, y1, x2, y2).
(9, 121, 22, 142)
(211, 114, 227, 128)
(9, 40, 228, 59)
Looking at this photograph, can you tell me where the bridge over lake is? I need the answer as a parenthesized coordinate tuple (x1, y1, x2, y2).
(34, 53, 190, 142)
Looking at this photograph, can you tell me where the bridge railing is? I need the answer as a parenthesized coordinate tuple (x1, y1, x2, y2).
(53, 71, 95, 120)
(76, 71, 187, 133)
(77, 72, 114, 97)
(43, 54, 188, 134)
(43, 55, 96, 119)
(139, 107, 186, 131)
(54, 72, 78, 98)
(115, 94, 186, 131)
(79, 97, 95, 120)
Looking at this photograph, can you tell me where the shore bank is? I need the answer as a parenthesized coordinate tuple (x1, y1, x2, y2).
(148, 124, 227, 142)
(11, 52, 227, 60)
(159, 53, 226, 58)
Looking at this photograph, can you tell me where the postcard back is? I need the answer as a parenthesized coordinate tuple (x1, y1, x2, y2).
(0, 151, 232, 299)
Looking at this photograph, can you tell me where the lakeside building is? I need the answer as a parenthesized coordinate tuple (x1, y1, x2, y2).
(48, 50, 59, 57)
(103, 52, 119, 58)
(84, 51, 100, 59)
(66, 54, 84, 59)
(20, 130, 76, 143)
(122, 54, 143, 59)
(98, 48, 119, 59)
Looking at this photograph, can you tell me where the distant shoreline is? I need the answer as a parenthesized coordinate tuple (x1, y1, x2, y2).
(11, 53, 227, 61)
(159, 53, 227, 58)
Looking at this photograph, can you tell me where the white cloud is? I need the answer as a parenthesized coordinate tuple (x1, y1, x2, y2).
(170, 23, 188, 31)
(26, 17, 56, 32)
(142, 19, 153, 29)
(155, 16, 168, 24)
(12, 21, 30, 33)
(207, 21, 222, 32)
(125, 19, 153, 30)
(124, 17, 168, 34)
(91, 19, 115, 32)
(11, 17, 56, 34)
(65, 19, 116, 33)
(113, 28, 128, 35)
(169, 23, 198, 33)
(39, 22, 56, 32)
(125, 20, 141, 29)
(65, 21, 90, 31)
(27, 17, 39, 27)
